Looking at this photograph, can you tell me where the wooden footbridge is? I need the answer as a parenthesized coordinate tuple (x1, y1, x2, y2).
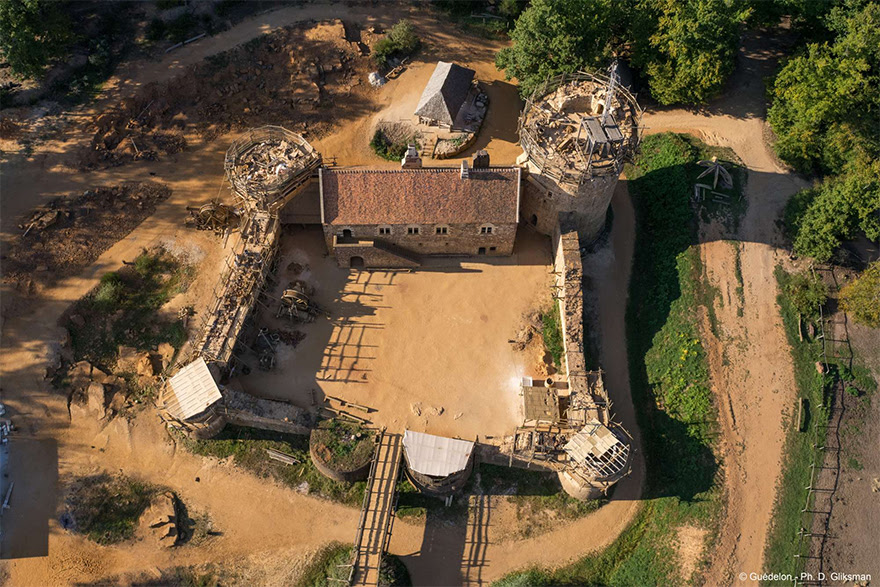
(349, 430, 403, 586)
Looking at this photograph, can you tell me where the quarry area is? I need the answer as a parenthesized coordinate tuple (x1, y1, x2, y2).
(1, 4, 877, 587)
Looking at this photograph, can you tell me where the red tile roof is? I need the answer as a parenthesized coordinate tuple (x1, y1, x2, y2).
(321, 167, 520, 225)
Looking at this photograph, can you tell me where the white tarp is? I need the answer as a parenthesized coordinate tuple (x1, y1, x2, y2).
(164, 357, 223, 420)
(403, 430, 474, 477)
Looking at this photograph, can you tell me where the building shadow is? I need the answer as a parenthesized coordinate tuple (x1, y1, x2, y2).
(0, 435, 58, 559)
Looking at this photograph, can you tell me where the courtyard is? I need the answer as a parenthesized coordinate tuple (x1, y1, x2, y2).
(237, 226, 554, 439)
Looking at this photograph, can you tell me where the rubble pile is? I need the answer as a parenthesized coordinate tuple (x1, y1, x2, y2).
(4, 182, 171, 293)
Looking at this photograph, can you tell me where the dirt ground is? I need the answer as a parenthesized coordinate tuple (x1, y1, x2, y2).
(0, 4, 829, 587)
(241, 227, 553, 439)
(0, 6, 643, 586)
(643, 28, 812, 585)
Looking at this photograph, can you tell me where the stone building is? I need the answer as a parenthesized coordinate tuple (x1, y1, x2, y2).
(414, 61, 476, 129)
(319, 159, 521, 268)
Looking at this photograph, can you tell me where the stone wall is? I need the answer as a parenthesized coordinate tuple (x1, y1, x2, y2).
(551, 221, 589, 399)
(323, 221, 517, 262)
(330, 241, 420, 269)
(519, 166, 619, 243)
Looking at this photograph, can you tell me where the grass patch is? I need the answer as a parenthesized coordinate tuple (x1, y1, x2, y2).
(297, 543, 352, 587)
(66, 248, 193, 372)
(310, 419, 374, 472)
(541, 302, 564, 369)
(395, 462, 600, 538)
(731, 241, 746, 317)
(494, 132, 725, 586)
(182, 425, 366, 506)
(370, 127, 419, 161)
(64, 473, 159, 545)
(761, 266, 833, 579)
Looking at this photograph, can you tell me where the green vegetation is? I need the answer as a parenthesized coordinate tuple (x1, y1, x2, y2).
(497, 0, 750, 104)
(65, 473, 158, 545)
(182, 425, 366, 506)
(840, 261, 880, 328)
(66, 248, 193, 372)
(372, 19, 420, 68)
(761, 266, 832, 577)
(769, 2, 880, 261)
(396, 462, 600, 538)
(0, 0, 73, 79)
(731, 241, 745, 317)
(541, 302, 565, 368)
(495, 133, 728, 586)
(297, 543, 352, 587)
(295, 543, 410, 587)
(782, 270, 828, 319)
(378, 554, 412, 587)
(310, 420, 375, 473)
(369, 128, 418, 161)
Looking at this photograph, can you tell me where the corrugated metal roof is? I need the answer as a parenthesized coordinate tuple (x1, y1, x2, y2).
(164, 358, 223, 420)
(403, 430, 474, 477)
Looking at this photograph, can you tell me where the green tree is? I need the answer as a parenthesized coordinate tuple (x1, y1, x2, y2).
(372, 19, 420, 68)
(787, 163, 880, 262)
(840, 262, 880, 328)
(0, 0, 73, 79)
(632, 0, 751, 104)
(496, 0, 629, 97)
(784, 271, 828, 319)
(767, 2, 880, 175)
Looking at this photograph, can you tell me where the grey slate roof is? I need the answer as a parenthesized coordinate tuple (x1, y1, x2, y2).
(414, 62, 475, 126)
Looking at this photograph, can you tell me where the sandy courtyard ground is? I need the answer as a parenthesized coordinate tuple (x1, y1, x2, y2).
(238, 227, 553, 439)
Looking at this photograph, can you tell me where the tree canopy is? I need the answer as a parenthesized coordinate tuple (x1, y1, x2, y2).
(767, 2, 880, 175)
(495, 0, 626, 98)
(771, 2, 880, 261)
(632, 0, 750, 105)
(496, 0, 750, 104)
(0, 0, 73, 79)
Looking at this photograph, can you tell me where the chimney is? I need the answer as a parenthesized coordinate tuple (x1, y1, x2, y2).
(472, 149, 490, 169)
(401, 144, 422, 169)
(460, 159, 469, 179)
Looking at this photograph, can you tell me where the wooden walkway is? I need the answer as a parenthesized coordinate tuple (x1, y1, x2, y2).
(351, 431, 403, 586)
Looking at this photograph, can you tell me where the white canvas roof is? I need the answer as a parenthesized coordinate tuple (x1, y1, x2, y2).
(163, 357, 223, 420)
(403, 430, 474, 477)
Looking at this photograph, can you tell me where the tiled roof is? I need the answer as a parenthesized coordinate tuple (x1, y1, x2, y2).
(321, 167, 520, 225)
(414, 62, 475, 126)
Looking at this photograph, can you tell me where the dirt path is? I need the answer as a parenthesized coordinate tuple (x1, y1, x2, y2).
(643, 29, 810, 584)
(0, 10, 807, 587)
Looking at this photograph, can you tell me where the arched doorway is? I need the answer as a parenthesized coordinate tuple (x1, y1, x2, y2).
(530, 214, 538, 226)
(342, 229, 353, 239)
(478, 247, 486, 255)
(350, 256, 364, 269)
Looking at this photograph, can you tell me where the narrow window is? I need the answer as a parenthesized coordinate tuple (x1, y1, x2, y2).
(480, 225, 493, 235)
(408, 226, 420, 235)
(435, 225, 448, 235)
(378, 226, 391, 236)
(489, 246, 497, 252)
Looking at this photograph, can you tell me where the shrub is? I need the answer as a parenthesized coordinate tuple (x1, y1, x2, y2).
(369, 129, 414, 161)
(145, 18, 166, 41)
(65, 474, 158, 544)
(372, 19, 420, 68)
(840, 262, 880, 328)
(783, 271, 827, 319)
(541, 303, 564, 367)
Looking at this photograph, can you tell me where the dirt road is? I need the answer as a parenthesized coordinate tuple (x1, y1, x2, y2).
(0, 8, 806, 587)
(643, 29, 810, 584)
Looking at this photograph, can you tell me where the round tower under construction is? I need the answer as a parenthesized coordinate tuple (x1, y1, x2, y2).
(224, 125, 322, 213)
(518, 66, 642, 242)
